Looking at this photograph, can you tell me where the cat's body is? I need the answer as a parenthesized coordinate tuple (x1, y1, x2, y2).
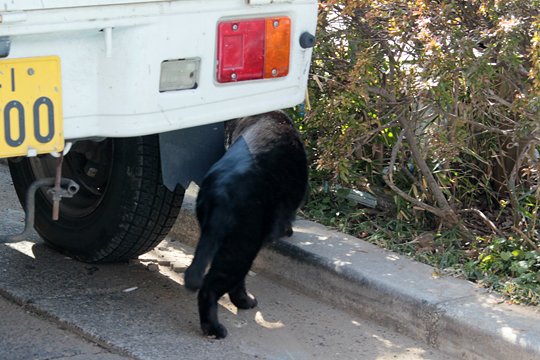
(184, 111, 308, 338)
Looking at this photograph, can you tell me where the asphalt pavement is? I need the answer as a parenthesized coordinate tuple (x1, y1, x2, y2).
(171, 184, 540, 360)
(1, 160, 540, 360)
(0, 162, 454, 360)
(0, 295, 131, 360)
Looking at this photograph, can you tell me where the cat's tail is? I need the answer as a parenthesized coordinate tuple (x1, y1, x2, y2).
(184, 231, 222, 291)
(185, 184, 233, 291)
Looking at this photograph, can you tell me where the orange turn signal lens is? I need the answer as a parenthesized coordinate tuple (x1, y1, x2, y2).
(264, 17, 291, 79)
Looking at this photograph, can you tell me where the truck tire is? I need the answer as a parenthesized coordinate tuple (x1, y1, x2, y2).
(8, 135, 184, 263)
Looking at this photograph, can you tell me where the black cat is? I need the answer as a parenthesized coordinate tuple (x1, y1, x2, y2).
(184, 111, 308, 338)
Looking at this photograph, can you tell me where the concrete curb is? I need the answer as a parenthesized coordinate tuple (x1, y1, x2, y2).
(169, 186, 540, 360)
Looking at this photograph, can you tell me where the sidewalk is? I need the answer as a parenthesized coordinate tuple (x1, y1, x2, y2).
(169, 185, 540, 360)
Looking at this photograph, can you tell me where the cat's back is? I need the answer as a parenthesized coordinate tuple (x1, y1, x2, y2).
(200, 111, 307, 206)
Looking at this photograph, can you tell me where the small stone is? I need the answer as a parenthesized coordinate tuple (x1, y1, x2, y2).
(171, 262, 188, 273)
(147, 263, 159, 272)
(172, 266, 186, 273)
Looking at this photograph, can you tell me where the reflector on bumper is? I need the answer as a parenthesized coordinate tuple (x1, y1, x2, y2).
(216, 17, 291, 83)
(159, 58, 200, 92)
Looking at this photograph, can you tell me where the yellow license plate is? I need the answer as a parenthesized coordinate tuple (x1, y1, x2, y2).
(0, 56, 63, 158)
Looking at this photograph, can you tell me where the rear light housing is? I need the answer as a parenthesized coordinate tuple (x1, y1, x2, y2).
(216, 17, 291, 83)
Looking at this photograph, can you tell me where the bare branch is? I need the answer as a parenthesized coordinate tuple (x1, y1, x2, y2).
(399, 115, 461, 226)
(512, 226, 540, 256)
(459, 208, 504, 237)
(508, 139, 537, 225)
(382, 129, 444, 216)
(366, 86, 398, 103)
(352, 119, 399, 146)
(484, 89, 537, 119)
(447, 114, 514, 137)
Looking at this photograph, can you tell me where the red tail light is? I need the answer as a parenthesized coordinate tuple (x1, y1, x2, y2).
(216, 17, 291, 83)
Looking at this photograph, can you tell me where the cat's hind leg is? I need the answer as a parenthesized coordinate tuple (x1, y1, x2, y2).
(198, 282, 228, 339)
(197, 255, 254, 338)
(228, 278, 258, 309)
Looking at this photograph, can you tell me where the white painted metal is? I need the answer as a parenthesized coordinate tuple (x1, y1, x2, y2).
(0, 12, 28, 23)
(0, 1, 179, 11)
(0, 0, 317, 140)
(248, 0, 294, 5)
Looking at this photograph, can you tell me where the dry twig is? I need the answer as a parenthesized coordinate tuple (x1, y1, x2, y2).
(459, 208, 504, 237)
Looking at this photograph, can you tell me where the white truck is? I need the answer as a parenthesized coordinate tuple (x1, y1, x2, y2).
(0, 0, 317, 262)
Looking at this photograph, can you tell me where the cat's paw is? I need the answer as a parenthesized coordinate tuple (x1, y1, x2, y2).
(285, 226, 293, 237)
(229, 292, 258, 310)
(184, 265, 203, 292)
(201, 322, 228, 339)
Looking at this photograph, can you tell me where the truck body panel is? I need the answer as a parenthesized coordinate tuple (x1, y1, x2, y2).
(0, 0, 316, 142)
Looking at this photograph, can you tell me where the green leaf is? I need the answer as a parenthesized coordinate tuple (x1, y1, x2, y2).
(481, 255, 493, 264)
(335, 188, 351, 198)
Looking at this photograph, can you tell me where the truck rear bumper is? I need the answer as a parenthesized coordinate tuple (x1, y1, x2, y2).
(0, 1, 317, 139)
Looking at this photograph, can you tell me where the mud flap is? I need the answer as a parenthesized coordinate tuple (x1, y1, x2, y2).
(159, 123, 225, 190)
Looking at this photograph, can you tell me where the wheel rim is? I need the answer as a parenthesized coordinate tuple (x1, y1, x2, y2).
(28, 139, 113, 218)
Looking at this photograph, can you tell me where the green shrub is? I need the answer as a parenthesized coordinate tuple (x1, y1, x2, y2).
(298, 0, 540, 304)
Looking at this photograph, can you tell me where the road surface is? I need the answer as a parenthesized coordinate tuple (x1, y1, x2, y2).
(0, 162, 453, 360)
